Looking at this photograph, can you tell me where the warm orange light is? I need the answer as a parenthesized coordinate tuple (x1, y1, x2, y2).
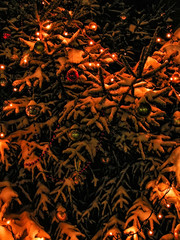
(0, 132, 5, 138)
(69, 11, 73, 16)
(89, 63, 92, 66)
(36, 37, 40, 41)
(166, 203, 171, 208)
(120, 15, 127, 20)
(109, 231, 113, 236)
(89, 40, 94, 45)
(166, 33, 171, 38)
(112, 53, 118, 60)
(9, 103, 13, 107)
(156, 37, 161, 42)
(100, 49, 104, 53)
(13, 87, 18, 92)
(96, 63, 100, 67)
(36, 32, 40, 36)
(89, 22, 97, 31)
(0, 65, 5, 70)
(63, 31, 68, 36)
(110, 78, 114, 82)
(148, 230, 154, 236)
(158, 214, 163, 219)
(6, 220, 11, 224)
(46, 24, 51, 30)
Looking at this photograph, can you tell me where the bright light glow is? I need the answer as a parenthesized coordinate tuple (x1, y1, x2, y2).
(166, 33, 171, 38)
(120, 15, 127, 20)
(6, 220, 11, 224)
(9, 103, 13, 107)
(36, 32, 40, 36)
(13, 87, 18, 92)
(100, 49, 104, 53)
(0, 133, 5, 138)
(156, 37, 161, 42)
(36, 37, 40, 41)
(89, 40, 94, 45)
(158, 214, 163, 219)
(64, 31, 68, 36)
(96, 63, 100, 67)
(46, 24, 51, 30)
(109, 232, 113, 235)
(148, 230, 153, 236)
(89, 63, 92, 66)
(111, 78, 114, 82)
(166, 203, 171, 208)
(0, 65, 5, 70)
(69, 11, 73, 16)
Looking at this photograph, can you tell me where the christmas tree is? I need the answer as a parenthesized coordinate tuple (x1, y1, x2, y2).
(0, 0, 179, 240)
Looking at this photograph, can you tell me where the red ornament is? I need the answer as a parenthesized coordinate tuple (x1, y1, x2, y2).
(56, 205, 67, 222)
(66, 68, 79, 82)
(3, 32, 11, 39)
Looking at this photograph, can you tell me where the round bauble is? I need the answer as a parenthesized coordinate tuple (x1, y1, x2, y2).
(56, 205, 67, 222)
(173, 111, 180, 126)
(68, 129, 82, 141)
(137, 101, 151, 117)
(0, 74, 8, 87)
(66, 68, 79, 82)
(26, 100, 40, 118)
(34, 41, 45, 54)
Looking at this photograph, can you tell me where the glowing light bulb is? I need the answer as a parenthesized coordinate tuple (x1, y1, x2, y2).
(109, 232, 113, 235)
(0, 64, 5, 70)
(69, 11, 73, 16)
(148, 230, 154, 236)
(120, 15, 127, 20)
(89, 40, 94, 45)
(64, 31, 68, 36)
(46, 24, 51, 30)
(156, 37, 161, 42)
(6, 220, 11, 224)
(13, 87, 18, 92)
(89, 63, 92, 66)
(100, 49, 104, 53)
(170, 77, 173, 81)
(166, 203, 171, 208)
(89, 22, 97, 31)
(110, 78, 114, 82)
(96, 63, 100, 67)
(158, 214, 163, 219)
(36, 32, 40, 36)
(166, 33, 171, 38)
(9, 103, 13, 107)
(0, 132, 5, 138)
(112, 53, 118, 60)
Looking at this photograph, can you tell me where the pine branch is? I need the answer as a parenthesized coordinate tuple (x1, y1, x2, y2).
(99, 67, 113, 101)
(120, 55, 137, 79)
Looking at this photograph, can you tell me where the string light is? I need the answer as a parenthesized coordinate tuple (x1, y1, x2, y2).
(120, 15, 127, 20)
(36, 32, 40, 36)
(157, 213, 163, 219)
(89, 40, 94, 45)
(45, 24, 52, 30)
(148, 230, 154, 237)
(0, 64, 5, 70)
(156, 37, 161, 42)
(13, 87, 18, 92)
(0, 132, 5, 138)
(166, 203, 171, 208)
(63, 31, 68, 36)
(166, 33, 171, 38)
(89, 22, 97, 31)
